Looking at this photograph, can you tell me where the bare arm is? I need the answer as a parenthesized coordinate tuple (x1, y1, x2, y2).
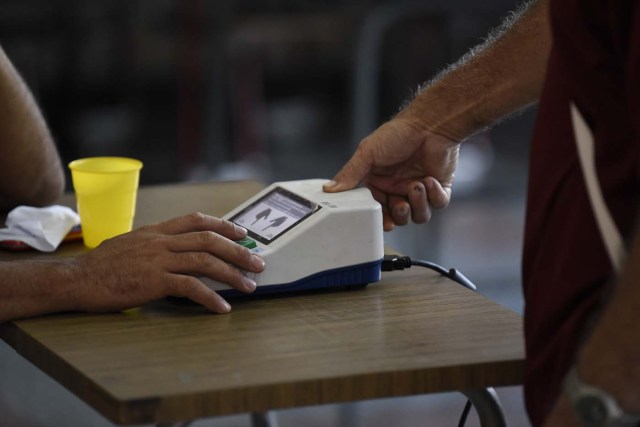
(403, 0, 552, 140)
(0, 45, 64, 212)
(0, 213, 266, 322)
(325, 0, 552, 228)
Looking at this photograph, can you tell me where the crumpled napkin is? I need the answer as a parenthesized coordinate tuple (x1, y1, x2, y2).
(0, 205, 80, 252)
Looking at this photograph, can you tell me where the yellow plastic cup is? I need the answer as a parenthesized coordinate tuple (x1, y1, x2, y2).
(69, 157, 143, 248)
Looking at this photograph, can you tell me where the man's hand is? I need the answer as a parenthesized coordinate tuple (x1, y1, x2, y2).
(322, 0, 551, 233)
(324, 116, 459, 231)
(69, 213, 265, 314)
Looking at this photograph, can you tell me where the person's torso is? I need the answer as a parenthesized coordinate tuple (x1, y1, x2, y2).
(523, 0, 640, 424)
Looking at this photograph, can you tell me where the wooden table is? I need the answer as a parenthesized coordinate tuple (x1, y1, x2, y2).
(0, 181, 524, 426)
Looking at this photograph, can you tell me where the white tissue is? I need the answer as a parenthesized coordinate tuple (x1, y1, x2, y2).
(0, 205, 80, 252)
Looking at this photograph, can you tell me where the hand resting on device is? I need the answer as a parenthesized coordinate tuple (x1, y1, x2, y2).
(0, 213, 265, 322)
(0, 45, 264, 322)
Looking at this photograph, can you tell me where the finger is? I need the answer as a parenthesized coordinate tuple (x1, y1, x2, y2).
(381, 206, 395, 231)
(168, 251, 259, 293)
(425, 177, 452, 209)
(168, 275, 233, 313)
(151, 213, 248, 239)
(408, 182, 430, 223)
(323, 146, 373, 193)
(369, 186, 395, 231)
(388, 195, 410, 226)
(168, 231, 265, 273)
(366, 175, 415, 196)
(368, 185, 389, 209)
(209, 218, 248, 240)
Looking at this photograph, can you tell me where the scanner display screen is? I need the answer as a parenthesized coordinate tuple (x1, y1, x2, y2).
(230, 187, 319, 244)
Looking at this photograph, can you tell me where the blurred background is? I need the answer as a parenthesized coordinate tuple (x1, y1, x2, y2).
(0, 0, 536, 425)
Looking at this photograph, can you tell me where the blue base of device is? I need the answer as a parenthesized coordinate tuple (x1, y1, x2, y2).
(217, 259, 382, 298)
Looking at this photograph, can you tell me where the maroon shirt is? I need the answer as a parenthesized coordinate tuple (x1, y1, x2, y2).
(523, 0, 640, 424)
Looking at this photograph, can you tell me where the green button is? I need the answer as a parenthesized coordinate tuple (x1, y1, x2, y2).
(236, 237, 257, 249)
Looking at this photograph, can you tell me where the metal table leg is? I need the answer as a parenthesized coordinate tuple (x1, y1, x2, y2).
(462, 388, 507, 427)
(157, 391, 501, 427)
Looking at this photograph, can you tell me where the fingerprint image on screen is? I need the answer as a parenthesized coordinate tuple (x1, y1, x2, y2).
(230, 188, 318, 244)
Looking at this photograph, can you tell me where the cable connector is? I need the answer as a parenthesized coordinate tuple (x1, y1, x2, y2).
(382, 254, 477, 291)
(381, 255, 412, 271)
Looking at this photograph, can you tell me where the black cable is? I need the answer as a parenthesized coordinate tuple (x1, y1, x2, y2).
(408, 259, 449, 276)
(381, 255, 477, 291)
(457, 399, 473, 427)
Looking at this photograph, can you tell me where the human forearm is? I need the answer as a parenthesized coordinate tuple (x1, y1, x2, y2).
(326, 0, 551, 227)
(0, 214, 266, 323)
(401, 0, 551, 141)
(0, 259, 78, 323)
(0, 46, 64, 211)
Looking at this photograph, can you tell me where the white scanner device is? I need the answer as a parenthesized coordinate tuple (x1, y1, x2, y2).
(203, 179, 384, 296)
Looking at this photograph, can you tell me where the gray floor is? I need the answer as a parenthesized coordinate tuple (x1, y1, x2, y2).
(0, 109, 535, 426)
